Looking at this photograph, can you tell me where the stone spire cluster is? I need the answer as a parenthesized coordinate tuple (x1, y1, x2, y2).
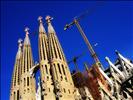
(37, 15, 76, 100)
(10, 27, 36, 100)
(10, 15, 133, 100)
(10, 15, 79, 100)
(38, 16, 55, 100)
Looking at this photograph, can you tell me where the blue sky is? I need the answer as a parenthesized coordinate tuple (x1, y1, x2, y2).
(1, 1, 133, 99)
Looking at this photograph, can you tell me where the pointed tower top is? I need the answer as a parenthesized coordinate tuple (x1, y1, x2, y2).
(18, 38, 23, 47)
(38, 16, 46, 33)
(45, 15, 53, 23)
(24, 27, 29, 35)
(16, 38, 23, 59)
(24, 27, 31, 45)
(45, 15, 55, 33)
(38, 16, 43, 23)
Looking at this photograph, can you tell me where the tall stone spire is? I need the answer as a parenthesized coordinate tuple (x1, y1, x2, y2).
(10, 39, 23, 100)
(38, 16, 56, 100)
(19, 27, 36, 100)
(46, 15, 76, 100)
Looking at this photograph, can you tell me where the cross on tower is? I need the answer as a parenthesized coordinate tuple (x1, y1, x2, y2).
(45, 15, 53, 23)
(18, 38, 23, 47)
(38, 16, 43, 23)
(18, 38, 22, 44)
(24, 27, 29, 35)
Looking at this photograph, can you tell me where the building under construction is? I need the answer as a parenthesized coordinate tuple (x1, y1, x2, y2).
(72, 52, 133, 100)
(65, 11, 133, 100)
(10, 15, 133, 100)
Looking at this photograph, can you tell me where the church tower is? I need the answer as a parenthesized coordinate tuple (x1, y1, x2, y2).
(10, 39, 22, 100)
(46, 15, 75, 100)
(19, 28, 36, 100)
(38, 16, 56, 100)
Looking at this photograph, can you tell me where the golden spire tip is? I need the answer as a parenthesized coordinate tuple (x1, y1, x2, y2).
(24, 27, 29, 35)
(38, 16, 43, 23)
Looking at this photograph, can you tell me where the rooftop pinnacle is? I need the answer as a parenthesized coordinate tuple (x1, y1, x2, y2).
(18, 38, 23, 49)
(38, 16, 46, 33)
(24, 27, 31, 45)
(16, 38, 22, 59)
(45, 15, 55, 33)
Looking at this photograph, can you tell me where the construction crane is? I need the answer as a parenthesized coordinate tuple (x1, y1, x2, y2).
(68, 52, 86, 72)
(64, 10, 104, 69)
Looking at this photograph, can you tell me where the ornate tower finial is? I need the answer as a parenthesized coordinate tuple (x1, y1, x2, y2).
(38, 16, 43, 23)
(38, 16, 46, 33)
(18, 38, 22, 43)
(45, 15, 53, 23)
(16, 38, 23, 59)
(24, 27, 30, 45)
(18, 38, 23, 47)
(24, 27, 29, 35)
(45, 15, 55, 33)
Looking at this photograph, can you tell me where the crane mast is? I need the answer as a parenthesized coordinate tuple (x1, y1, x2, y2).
(74, 19, 99, 63)
(64, 19, 103, 69)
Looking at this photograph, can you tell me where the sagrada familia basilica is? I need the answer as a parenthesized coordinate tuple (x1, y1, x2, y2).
(10, 15, 133, 100)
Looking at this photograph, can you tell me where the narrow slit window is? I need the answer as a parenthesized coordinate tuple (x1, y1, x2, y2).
(24, 78, 26, 87)
(64, 88, 66, 93)
(52, 36, 57, 58)
(14, 92, 16, 100)
(27, 77, 29, 86)
(57, 63, 61, 74)
(62, 64, 66, 75)
(17, 90, 19, 100)
(42, 39, 46, 60)
(45, 65, 48, 74)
